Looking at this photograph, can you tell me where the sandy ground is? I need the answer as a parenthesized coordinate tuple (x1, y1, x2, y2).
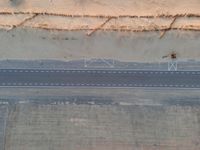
(1, 14, 200, 31)
(0, 29, 200, 62)
(0, 0, 200, 17)
(0, 1, 200, 62)
(1, 87, 200, 106)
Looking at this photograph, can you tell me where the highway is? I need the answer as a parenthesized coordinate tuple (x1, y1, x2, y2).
(0, 69, 200, 88)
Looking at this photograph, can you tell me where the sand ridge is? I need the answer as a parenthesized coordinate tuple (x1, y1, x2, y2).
(0, 0, 200, 32)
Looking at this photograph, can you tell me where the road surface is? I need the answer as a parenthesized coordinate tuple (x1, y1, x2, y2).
(0, 69, 200, 88)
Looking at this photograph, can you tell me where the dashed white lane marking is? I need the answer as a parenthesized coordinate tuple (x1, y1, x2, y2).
(0, 82, 199, 88)
(0, 69, 200, 75)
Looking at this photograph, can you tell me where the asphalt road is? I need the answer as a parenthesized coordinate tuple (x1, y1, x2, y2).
(0, 69, 200, 88)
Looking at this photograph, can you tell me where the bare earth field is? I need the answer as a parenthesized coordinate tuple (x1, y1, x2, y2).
(0, 88, 199, 150)
(0, 29, 200, 62)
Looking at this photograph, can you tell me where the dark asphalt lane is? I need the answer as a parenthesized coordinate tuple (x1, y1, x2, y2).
(0, 69, 199, 88)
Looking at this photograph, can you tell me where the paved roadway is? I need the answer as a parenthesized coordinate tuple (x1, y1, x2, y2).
(0, 69, 200, 88)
